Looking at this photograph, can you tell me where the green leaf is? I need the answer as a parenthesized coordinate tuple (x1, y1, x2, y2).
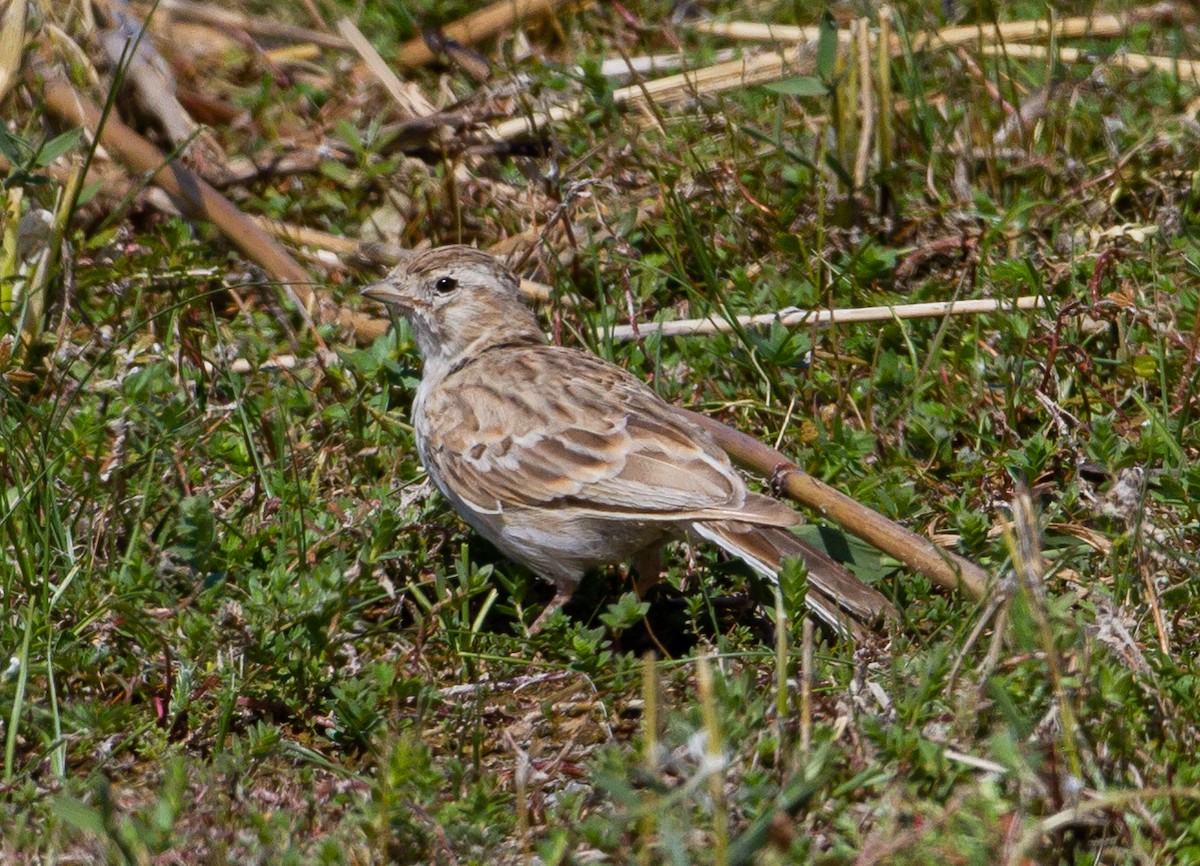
(1131, 354, 1157, 378)
(599, 592, 649, 631)
(34, 129, 83, 167)
(792, 524, 888, 585)
(764, 76, 828, 97)
(816, 10, 838, 83)
(824, 152, 855, 189)
(77, 179, 105, 207)
(334, 118, 362, 153)
(320, 160, 354, 185)
(778, 554, 809, 621)
(49, 795, 106, 836)
(0, 125, 27, 164)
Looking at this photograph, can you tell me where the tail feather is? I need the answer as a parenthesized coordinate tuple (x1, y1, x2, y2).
(690, 519, 896, 636)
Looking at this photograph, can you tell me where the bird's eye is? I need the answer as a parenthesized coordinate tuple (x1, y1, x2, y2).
(434, 276, 458, 294)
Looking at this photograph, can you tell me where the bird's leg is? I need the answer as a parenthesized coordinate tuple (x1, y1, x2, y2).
(632, 542, 665, 596)
(528, 584, 576, 635)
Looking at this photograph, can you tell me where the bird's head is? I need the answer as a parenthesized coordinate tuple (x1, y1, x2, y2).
(362, 245, 543, 371)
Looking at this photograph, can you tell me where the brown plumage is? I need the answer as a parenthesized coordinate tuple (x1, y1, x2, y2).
(363, 246, 894, 634)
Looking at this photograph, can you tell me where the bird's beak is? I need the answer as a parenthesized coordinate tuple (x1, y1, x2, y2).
(362, 280, 421, 312)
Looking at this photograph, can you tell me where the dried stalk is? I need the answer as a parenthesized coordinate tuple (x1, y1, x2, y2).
(495, 45, 811, 139)
(39, 68, 305, 280)
(681, 408, 990, 600)
(800, 617, 813, 756)
(37, 65, 389, 346)
(853, 18, 874, 190)
(151, 0, 349, 49)
(337, 17, 437, 119)
(507, 11, 1159, 143)
(0, 188, 20, 312)
(691, 13, 1133, 53)
(1001, 489, 1082, 778)
(689, 22, 847, 44)
(981, 42, 1200, 82)
(910, 13, 1135, 52)
(0, 0, 28, 104)
(595, 50, 738, 81)
(607, 296, 1045, 341)
(397, 0, 572, 68)
(877, 6, 893, 206)
(695, 656, 729, 863)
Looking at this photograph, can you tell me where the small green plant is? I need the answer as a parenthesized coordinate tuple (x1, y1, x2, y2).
(599, 590, 650, 634)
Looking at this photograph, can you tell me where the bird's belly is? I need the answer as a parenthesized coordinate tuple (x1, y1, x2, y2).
(463, 502, 672, 583)
(510, 510, 667, 561)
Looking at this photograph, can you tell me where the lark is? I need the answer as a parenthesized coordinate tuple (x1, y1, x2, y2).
(364, 246, 893, 634)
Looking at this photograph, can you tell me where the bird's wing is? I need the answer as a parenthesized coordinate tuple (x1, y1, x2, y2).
(419, 346, 791, 524)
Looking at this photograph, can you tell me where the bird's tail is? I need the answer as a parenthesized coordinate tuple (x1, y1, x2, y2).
(689, 519, 896, 637)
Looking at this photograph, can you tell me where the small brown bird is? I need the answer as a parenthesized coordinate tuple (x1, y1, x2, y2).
(363, 246, 893, 634)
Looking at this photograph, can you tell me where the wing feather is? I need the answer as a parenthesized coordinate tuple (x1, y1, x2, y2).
(418, 346, 786, 524)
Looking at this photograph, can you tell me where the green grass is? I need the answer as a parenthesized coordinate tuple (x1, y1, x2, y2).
(2, 1, 1200, 862)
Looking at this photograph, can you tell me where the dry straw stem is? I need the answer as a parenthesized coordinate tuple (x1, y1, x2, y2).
(1000, 489, 1085, 782)
(594, 50, 739, 80)
(148, 0, 350, 49)
(680, 408, 989, 600)
(0, 0, 28, 104)
(1, 188, 23, 312)
(508, 11, 1147, 140)
(38, 70, 306, 286)
(691, 13, 1135, 53)
(96, 0, 201, 149)
(1015, 787, 1200, 864)
(853, 17, 875, 189)
(688, 22, 849, 44)
(36, 67, 389, 346)
(337, 17, 438, 120)
(800, 617, 813, 756)
(909, 12, 1144, 53)
(637, 654, 660, 866)
(397, 0, 572, 68)
(695, 655, 729, 865)
(608, 296, 1045, 341)
(980, 42, 1200, 83)
(496, 12, 1139, 140)
(494, 44, 811, 139)
(877, 7, 893, 186)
